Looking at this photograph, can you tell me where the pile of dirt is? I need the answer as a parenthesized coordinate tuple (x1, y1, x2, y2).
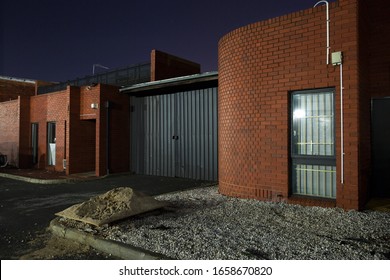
(56, 187, 168, 226)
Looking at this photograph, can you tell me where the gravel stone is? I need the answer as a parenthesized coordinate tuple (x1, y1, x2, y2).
(59, 186, 390, 260)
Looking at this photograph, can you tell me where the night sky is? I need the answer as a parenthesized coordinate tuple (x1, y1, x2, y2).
(1, 0, 335, 82)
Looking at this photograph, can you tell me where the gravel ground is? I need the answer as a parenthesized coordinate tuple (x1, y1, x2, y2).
(59, 186, 390, 260)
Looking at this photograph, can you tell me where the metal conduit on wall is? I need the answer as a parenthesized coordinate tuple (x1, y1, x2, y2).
(130, 87, 218, 181)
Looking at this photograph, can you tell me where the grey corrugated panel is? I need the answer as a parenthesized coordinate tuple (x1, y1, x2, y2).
(130, 87, 218, 181)
(177, 92, 184, 177)
(130, 97, 143, 174)
(177, 87, 218, 181)
(143, 94, 176, 177)
(213, 87, 218, 179)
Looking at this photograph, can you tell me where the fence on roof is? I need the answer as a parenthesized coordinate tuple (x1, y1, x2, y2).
(37, 63, 151, 94)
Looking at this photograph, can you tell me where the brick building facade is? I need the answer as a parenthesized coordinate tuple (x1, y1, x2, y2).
(26, 84, 130, 176)
(218, 0, 390, 210)
(0, 50, 200, 176)
(1, 0, 389, 210)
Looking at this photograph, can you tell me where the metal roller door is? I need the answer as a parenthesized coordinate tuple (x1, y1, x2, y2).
(131, 87, 218, 181)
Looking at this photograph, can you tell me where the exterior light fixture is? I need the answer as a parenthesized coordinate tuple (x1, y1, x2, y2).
(331, 51, 343, 66)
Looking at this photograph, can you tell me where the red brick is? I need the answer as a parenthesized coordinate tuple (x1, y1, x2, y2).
(150, 50, 200, 81)
(218, 0, 387, 210)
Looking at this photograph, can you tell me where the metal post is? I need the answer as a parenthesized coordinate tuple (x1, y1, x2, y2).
(314, 0, 330, 65)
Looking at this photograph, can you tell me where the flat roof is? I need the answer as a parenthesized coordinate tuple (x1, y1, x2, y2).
(120, 71, 218, 94)
(0, 76, 36, 84)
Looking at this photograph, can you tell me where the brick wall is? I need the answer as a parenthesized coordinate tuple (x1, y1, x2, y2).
(218, 0, 365, 209)
(67, 86, 96, 174)
(97, 84, 129, 176)
(80, 85, 99, 120)
(18, 95, 31, 168)
(30, 89, 69, 171)
(366, 0, 390, 99)
(25, 83, 129, 176)
(0, 78, 35, 102)
(63, 84, 130, 177)
(151, 49, 201, 81)
(0, 99, 20, 166)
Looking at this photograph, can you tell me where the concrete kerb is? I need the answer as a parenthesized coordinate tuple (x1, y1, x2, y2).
(49, 218, 170, 260)
(0, 172, 76, 184)
(0, 172, 108, 184)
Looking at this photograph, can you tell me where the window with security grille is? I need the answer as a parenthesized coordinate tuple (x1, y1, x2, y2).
(291, 89, 336, 199)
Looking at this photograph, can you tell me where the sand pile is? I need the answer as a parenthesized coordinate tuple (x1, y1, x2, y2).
(56, 187, 168, 226)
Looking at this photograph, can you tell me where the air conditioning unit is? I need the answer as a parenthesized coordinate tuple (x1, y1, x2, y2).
(63, 159, 67, 170)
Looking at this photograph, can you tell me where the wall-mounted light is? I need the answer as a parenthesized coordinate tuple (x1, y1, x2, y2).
(91, 103, 99, 109)
(331, 51, 343, 66)
(87, 83, 98, 90)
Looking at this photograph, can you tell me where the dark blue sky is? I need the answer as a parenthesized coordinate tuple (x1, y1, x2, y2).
(1, 0, 334, 82)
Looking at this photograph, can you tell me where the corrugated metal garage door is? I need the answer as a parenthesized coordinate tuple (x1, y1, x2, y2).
(130, 87, 218, 181)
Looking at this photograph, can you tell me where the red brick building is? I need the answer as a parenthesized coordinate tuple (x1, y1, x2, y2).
(218, 0, 390, 209)
(0, 77, 39, 167)
(1, 0, 389, 210)
(0, 50, 200, 176)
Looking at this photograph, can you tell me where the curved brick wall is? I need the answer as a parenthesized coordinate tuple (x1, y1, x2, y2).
(218, 19, 292, 201)
(218, 0, 363, 208)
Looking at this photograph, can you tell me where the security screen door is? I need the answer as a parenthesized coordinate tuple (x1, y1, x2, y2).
(291, 89, 336, 198)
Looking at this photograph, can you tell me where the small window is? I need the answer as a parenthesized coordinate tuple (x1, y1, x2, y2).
(31, 123, 38, 164)
(291, 89, 336, 198)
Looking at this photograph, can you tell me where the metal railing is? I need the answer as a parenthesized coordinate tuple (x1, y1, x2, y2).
(38, 63, 151, 94)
